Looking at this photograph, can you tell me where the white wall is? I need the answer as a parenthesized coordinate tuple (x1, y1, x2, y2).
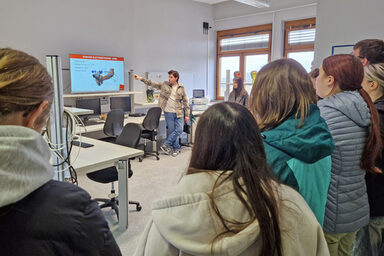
(314, 0, 384, 68)
(213, 3, 317, 61)
(0, 0, 216, 100)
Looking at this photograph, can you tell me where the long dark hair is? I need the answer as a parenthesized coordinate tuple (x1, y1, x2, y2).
(187, 102, 282, 256)
(250, 58, 317, 131)
(322, 54, 382, 173)
(233, 77, 244, 98)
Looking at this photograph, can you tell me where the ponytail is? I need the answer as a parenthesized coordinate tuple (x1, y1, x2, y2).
(359, 88, 383, 173)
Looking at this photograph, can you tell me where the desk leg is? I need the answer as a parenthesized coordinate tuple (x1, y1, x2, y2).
(117, 160, 129, 231)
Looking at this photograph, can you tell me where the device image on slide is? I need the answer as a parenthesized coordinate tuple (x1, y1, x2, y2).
(70, 54, 125, 93)
(92, 68, 115, 86)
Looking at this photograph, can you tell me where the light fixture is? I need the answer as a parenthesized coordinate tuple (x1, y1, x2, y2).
(234, 0, 269, 8)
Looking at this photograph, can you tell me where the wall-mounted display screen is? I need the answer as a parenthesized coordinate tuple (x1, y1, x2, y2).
(70, 54, 125, 93)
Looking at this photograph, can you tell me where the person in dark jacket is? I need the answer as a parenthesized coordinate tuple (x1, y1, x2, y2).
(228, 77, 249, 108)
(0, 48, 121, 256)
(316, 54, 382, 256)
(352, 63, 384, 256)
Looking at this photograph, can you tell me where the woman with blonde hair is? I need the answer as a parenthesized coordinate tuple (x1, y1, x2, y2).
(134, 102, 329, 256)
(352, 63, 384, 256)
(0, 48, 121, 255)
(316, 54, 382, 256)
(249, 58, 334, 227)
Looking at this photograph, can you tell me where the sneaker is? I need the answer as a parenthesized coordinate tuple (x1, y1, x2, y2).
(160, 144, 172, 155)
(172, 149, 180, 157)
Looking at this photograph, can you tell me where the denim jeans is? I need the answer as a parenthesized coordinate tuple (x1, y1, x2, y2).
(164, 112, 184, 150)
(352, 217, 384, 256)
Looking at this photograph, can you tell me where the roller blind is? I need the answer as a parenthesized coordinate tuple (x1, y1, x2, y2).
(220, 34, 270, 52)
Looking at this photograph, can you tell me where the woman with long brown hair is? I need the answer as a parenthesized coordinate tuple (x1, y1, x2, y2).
(134, 102, 329, 256)
(316, 54, 382, 256)
(249, 58, 334, 228)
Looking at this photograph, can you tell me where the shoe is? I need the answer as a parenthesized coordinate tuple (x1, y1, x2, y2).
(160, 144, 172, 155)
(172, 149, 180, 157)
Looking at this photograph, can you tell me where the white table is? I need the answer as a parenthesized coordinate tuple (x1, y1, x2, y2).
(64, 107, 94, 116)
(71, 137, 143, 231)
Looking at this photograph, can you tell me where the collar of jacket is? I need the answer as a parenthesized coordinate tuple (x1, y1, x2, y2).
(262, 104, 335, 163)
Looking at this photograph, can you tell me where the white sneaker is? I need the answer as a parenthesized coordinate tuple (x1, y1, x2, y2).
(160, 144, 172, 155)
(172, 149, 180, 157)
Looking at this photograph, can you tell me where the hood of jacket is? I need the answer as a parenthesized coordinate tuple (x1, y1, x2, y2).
(151, 172, 262, 256)
(0, 126, 53, 207)
(262, 104, 334, 163)
(374, 95, 384, 113)
(318, 90, 371, 127)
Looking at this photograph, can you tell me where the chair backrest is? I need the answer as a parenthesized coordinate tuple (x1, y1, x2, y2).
(103, 109, 124, 137)
(116, 123, 142, 148)
(142, 107, 162, 131)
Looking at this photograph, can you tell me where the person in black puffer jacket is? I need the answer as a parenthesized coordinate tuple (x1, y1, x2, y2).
(0, 48, 121, 256)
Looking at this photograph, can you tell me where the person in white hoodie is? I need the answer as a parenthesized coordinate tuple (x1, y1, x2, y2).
(0, 48, 121, 255)
(134, 102, 329, 256)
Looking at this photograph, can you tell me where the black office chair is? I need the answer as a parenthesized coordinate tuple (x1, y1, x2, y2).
(102, 109, 124, 142)
(86, 123, 143, 219)
(140, 107, 162, 161)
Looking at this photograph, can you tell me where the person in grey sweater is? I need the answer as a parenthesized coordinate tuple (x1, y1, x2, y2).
(316, 54, 382, 256)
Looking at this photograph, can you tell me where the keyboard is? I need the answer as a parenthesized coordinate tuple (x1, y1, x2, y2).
(72, 140, 94, 148)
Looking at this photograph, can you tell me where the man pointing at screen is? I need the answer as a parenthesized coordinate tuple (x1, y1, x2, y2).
(134, 70, 190, 157)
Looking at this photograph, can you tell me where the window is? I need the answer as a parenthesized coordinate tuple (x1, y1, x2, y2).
(217, 24, 272, 99)
(284, 18, 316, 72)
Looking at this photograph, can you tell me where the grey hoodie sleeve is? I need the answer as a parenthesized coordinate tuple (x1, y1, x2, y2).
(134, 219, 179, 256)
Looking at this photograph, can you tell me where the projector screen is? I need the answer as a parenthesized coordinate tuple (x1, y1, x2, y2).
(70, 54, 125, 93)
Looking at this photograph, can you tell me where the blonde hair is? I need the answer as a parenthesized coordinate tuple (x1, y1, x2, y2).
(250, 58, 317, 131)
(0, 48, 53, 125)
(365, 63, 384, 87)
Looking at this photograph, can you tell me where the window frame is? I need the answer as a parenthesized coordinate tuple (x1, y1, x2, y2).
(216, 24, 272, 100)
(284, 18, 316, 57)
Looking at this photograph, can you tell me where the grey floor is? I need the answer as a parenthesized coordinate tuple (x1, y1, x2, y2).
(77, 146, 192, 256)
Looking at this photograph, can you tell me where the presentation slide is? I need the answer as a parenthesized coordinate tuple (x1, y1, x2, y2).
(70, 54, 125, 93)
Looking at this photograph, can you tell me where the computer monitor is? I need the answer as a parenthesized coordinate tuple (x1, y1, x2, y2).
(75, 98, 101, 116)
(69, 54, 125, 93)
(193, 89, 205, 98)
(110, 96, 131, 113)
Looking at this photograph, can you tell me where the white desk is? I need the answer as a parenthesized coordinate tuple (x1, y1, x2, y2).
(71, 137, 143, 231)
(64, 107, 94, 116)
(77, 115, 166, 134)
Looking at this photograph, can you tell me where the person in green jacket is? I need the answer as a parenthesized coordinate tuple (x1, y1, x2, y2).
(249, 58, 335, 226)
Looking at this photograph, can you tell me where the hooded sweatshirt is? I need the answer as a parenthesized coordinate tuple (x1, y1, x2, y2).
(0, 125, 121, 255)
(0, 125, 53, 207)
(262, 104, 335, 226)
(318, 90, 371, 233)
(134, 172, 330, 256)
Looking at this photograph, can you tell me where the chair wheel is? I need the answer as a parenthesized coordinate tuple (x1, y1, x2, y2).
(139, 158, 142, 162)
(156, 156, 160, 160)
(136, 205, 142, 211)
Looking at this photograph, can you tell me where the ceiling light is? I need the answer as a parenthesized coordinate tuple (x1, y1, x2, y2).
(234, 0, 270, 8)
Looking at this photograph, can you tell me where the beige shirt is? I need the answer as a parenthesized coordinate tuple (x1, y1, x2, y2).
(164, 84, 178, 113)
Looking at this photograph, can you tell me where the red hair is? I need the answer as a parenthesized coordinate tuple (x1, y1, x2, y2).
(322, 54, 382, 173)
